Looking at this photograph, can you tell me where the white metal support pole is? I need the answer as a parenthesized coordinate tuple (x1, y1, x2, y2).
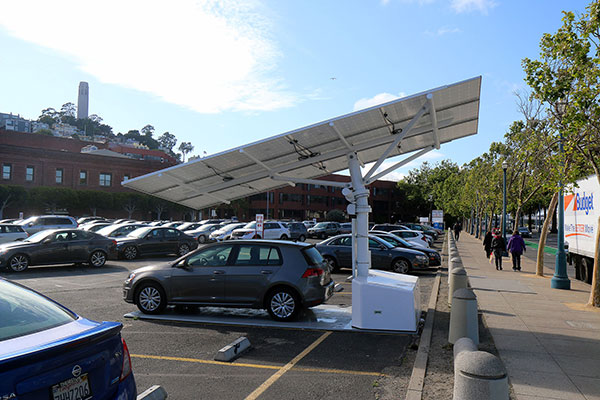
(347, 152, 371, 277)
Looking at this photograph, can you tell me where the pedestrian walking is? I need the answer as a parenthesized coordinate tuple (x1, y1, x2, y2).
(453, 222, 462, 241)
(507, 230, 526, 271)
(491, 230, 506, 270)
(483, 230, 493, 258)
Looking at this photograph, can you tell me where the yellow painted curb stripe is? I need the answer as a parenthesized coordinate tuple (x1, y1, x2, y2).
(130, 352, 385, 377)
(245, 331, 332, 400)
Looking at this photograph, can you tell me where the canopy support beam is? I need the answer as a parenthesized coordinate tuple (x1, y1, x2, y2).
(363, 146, 434, 185)
(271, 174, 350, 188)
(363, 98, 431, 181)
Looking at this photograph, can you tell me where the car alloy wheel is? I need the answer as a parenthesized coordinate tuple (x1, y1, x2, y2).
(392, 259, 410, 274)
(280, 234, 288, 240)
(8, 254, 29, 272)
(89, 250, 107, 267)
(267, 288, 299, 321)
(298, 234, 306, 242)
(136, 283, 166, 314)
(123, 246, 138, 260)
(198, 235, 206, 244)
(178, 243, 191, 256)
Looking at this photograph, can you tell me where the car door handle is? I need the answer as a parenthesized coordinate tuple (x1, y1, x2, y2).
(212, 270, 225, 275)
(261, 270, 273, 274)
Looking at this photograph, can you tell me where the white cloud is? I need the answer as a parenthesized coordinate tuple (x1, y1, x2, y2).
(353, 92, 407, 112)
(450, 0, 497, 14)
(0, 0, 298, 113)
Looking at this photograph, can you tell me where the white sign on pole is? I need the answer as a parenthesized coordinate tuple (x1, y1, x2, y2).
(419, 217, 429, 224)
(256, 214, 264, 237)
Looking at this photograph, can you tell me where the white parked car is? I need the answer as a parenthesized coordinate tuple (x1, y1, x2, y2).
(210, 222, 246, 241)
(390, 230, 431, 248)
(18, 215, 78, 234)
(0, 224, 28, 244)
(231, 221, 291, 240)
(302, 220, 316, 228)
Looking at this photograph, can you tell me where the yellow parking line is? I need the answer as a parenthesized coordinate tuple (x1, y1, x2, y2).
(245, 331, 332, 400)
(130, 353, 385, 377)
(131, 354, 280, 370)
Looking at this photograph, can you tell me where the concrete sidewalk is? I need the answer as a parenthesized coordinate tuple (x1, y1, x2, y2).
(456, 233, 600, 400)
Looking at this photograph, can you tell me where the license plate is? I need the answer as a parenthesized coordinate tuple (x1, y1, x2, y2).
(51, 374, 92, 400)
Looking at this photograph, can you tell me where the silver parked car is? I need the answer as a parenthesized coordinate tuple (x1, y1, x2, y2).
(123, 240, 335, 321)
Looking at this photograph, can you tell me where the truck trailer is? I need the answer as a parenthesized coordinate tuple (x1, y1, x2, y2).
(565, 175, 598, 283)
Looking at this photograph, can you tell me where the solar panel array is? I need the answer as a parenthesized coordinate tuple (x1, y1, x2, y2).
(123, 76, 481, 210)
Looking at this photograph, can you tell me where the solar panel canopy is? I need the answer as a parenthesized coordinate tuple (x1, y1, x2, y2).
(123, 76, 481, 210)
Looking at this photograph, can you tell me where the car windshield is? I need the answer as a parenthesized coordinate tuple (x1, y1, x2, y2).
(314, 222, 328, 228)
(373, 237, 394, 249)
(19, 216, 37, 225)
(222, 223, 242, 231)
(244, 222, 256, 229)
(127, 227, 153, 238)
(302, 246, 325, 266)
(23, 230, 52, 243)
(0, 280, 76, 341)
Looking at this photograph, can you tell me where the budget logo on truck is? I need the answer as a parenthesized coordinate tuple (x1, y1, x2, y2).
(565, 192, 594, 215)
(564, 188, 595, 239)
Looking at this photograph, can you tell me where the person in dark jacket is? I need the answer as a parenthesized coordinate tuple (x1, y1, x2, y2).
(453, 222, 462, 241)
(507, 230, 526, 271)
(483, 230, 493, 258)
(491, 230, 506, 270)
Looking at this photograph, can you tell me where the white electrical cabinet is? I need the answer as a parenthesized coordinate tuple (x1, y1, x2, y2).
(351, 270, 421, 332)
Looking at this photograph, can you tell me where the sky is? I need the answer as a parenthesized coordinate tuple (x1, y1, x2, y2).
(0, 0, 592, 181)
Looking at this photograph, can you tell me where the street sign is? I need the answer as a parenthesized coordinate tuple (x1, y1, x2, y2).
(256, 214, 264, 237)
(432, 210, 444, 230)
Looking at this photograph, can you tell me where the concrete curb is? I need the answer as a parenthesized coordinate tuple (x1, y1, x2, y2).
(404, 234, 446, 400)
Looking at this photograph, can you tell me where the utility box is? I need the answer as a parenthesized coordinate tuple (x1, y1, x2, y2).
(352, 270, 420, 332)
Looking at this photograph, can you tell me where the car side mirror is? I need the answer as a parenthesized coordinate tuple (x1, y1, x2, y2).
(175, 259, 191, 270)
(28, 223, 34, 227)
(42, 238, 52, 244)
(379, 245, 387, 250)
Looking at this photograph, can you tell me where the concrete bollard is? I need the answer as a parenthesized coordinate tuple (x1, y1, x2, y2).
(448, 256, 461, 283)
(453, 351, 508, 400)
(453, 336, 478, 360)
(448, 267, 467, 306)
(449, 288, 478, 345)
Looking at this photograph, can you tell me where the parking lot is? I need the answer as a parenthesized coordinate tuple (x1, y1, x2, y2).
(1, 238, 440, 399)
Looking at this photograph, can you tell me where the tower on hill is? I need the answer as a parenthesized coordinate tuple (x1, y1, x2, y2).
(77, 82, 89, 119)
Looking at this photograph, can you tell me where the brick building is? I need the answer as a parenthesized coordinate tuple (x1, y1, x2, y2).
(240, 174, 399, 223)
(0, 130, 177, 193)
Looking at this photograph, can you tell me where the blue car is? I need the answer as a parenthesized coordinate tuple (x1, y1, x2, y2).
(0, 278, 136, 400)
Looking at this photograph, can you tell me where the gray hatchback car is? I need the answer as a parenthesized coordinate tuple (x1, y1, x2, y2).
(123, 240, 335, 321)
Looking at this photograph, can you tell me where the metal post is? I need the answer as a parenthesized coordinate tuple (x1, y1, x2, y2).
(502, 161, 508, 256)
(347, 153, 371, 277)
(552, 131, 570, 290)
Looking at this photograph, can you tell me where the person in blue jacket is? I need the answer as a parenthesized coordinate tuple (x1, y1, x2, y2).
(507, 230, 526, 271)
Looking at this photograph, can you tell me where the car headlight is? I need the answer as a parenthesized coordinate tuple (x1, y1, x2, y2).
(124, 272, 136, 284)
(416, 255, 428, 261)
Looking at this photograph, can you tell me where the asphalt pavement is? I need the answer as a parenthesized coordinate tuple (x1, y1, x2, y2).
(1, 237, 442, 399)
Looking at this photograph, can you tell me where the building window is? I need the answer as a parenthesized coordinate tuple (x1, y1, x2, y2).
(26, 166, 34, 182)
(2, 164, 12, 180)
(55, 168, 63, 184)
(80, 170, 87, 185)
(99, 173, 112, 187)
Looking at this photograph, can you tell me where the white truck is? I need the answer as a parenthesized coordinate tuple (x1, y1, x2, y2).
(565, 175, 598, 283)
